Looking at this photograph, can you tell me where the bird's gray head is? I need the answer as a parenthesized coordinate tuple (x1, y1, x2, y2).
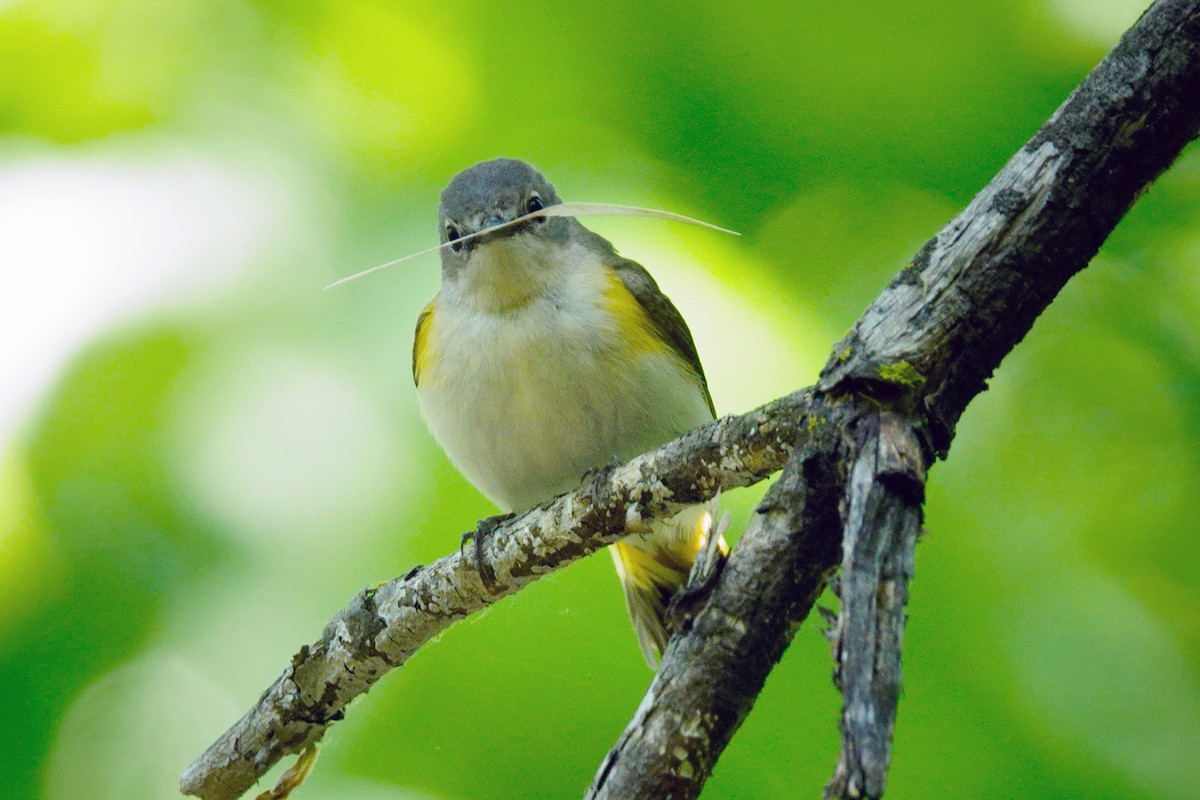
(437, 158, 577, 270)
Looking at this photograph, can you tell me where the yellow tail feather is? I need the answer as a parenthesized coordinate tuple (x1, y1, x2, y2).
(609, 505, 728, 668)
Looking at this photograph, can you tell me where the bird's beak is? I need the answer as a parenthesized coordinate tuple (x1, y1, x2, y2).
(480, 212, 511, 231)
(471, 212, 520, 248)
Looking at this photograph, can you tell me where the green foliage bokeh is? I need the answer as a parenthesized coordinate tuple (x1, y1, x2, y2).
(1, 1, 1197, 799)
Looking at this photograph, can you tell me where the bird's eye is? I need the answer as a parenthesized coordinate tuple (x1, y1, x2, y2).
(526, 194, 545, 219)
(446, 223, 463, 252)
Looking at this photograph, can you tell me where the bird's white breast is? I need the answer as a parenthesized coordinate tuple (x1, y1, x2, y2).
(416, 248, 711, 512)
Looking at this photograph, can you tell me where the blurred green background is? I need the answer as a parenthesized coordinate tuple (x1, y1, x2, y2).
(1, 0, 1197, 798)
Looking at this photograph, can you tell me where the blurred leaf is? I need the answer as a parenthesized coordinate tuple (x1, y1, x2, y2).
(44, 652, 240, 800)
(0, 326, 225, 800)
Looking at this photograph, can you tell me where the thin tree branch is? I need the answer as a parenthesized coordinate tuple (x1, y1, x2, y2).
(180, 392, 813, 800)
(586, 1, 1200, 798)
(184, 2, 1200, 798)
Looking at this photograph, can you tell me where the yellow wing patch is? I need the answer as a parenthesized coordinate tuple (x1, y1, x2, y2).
(413, 300, 436, 387)
(601, 270, 670, 356)
(602, 265, 715, 417)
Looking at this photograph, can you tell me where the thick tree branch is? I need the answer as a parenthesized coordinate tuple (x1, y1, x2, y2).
(586, 406, 847, 799)
(587, 2, 1200, 799)
(184, 2, 1200, 798)
(820, 0, 1200, 453)
(826, 412, 924, 799)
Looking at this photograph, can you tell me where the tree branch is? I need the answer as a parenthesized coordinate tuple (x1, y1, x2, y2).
(183, 2, 1200, 798)
(586, 404, 847, 799)
(180, 391, 813, 800)
(825, 412, 924, 799)
(586, 1, 1200, 798)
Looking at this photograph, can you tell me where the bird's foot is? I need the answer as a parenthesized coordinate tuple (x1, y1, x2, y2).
(666, 510, 731, 630)
(461, 514, 510, 588)
(581, 460, 620, 486)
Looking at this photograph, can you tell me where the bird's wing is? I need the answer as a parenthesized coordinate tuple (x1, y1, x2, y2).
(412, 300, 435, 387)
(610, 258, 715, 418)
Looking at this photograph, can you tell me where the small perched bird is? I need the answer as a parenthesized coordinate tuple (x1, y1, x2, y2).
(413, 157, 724, 667)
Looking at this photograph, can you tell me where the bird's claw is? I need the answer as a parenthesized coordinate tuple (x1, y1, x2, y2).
(666, 510, 730, 630)
(461, 515, 507, 587)
(666, 557, 725, 631)
(580, 460, 621, 495)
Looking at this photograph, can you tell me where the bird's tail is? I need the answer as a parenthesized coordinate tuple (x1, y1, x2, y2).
(609, 504, 728, 668)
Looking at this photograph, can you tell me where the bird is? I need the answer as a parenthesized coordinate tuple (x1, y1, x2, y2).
(412, 157, 725, 667)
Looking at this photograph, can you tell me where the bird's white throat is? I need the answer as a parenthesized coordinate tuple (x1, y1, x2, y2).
(450, 235, 574, 314)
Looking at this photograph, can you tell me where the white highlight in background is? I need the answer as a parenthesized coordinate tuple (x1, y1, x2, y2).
(0, 142, 292, 449)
